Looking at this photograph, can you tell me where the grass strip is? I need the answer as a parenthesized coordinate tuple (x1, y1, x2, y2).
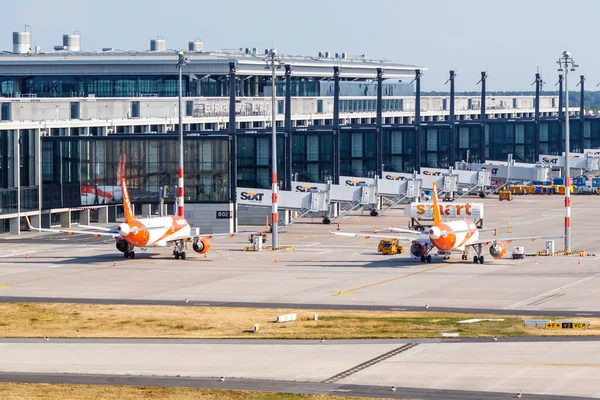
(0, 303, 597, 339)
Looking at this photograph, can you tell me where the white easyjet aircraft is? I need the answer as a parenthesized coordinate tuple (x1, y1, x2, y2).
(26, 179, 234, 260)
(333, 182, 563, 264)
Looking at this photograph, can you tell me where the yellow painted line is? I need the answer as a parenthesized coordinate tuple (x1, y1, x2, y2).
(332, 290, 356, 296)
(0, 285, 10, 289)
(332, 264, 450, 296)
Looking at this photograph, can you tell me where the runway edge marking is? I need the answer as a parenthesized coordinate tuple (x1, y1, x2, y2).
(321, 343, 418, 384)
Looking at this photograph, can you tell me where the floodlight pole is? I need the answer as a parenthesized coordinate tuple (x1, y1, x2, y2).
(267, 49, 279, 248)
(558, 51, 577, 253)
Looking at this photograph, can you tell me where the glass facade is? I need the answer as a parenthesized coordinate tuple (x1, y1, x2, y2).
(11, 76, 187, 98)
(41, 135, 230, 209)
(0, 129, 38, 214)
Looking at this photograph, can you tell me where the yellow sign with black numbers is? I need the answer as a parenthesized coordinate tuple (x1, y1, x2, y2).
(545, 322, 561, 329)
(545, 321, 588, 329)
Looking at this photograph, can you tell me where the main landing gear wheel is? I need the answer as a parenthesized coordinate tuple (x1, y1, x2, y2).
(426, 255, 432, 263)
(420, 255, 426, 262)
(479, 256, 484, 264)
(473, 256, 479, 264)
(370, 210, 379, 217)
(181, 251, 186, 260)
(322, 218, 331, 224)
(124, 251, 135, 259)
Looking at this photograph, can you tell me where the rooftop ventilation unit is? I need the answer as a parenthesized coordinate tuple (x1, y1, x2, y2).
(63, 32, 81, 51)
(324, 51, 331, 58)
(318, 52, 323, 57)
(188, 40, 203, 52)
(12, 30, 31, 54)
(341, 52, 347, 59)
(150, 37, 166, 51)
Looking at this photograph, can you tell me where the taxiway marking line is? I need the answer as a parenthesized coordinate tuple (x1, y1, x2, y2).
(503, 272, 600, 310)
(0, 264, 117, 288)
(389, 361, 600, 367)
(332, 264, 450, 296)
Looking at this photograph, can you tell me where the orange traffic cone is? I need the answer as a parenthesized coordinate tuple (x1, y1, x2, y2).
(113, 261, 116, 267)
(274, 257, 278, 263)
(25, 253, 29, 259)
(337, 223, 340, 231)
(204, 253, 208, 258)
(578, 258, 582, 265)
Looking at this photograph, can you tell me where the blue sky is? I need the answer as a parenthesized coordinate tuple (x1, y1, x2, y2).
(2, 0, 597, 91)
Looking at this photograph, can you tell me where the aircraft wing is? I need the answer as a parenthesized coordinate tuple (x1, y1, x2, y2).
(330, 231, 418, 242)
(470, 235, 564, 245)
(182, 230, 260, 240)
(25, 216, 120, 238)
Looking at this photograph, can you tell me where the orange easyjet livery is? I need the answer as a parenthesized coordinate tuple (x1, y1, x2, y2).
(333, 182, 563, 264)
(26, 179, 233, 260)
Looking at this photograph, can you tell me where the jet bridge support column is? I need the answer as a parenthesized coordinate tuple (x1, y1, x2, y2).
(284, 64, 292, 191)
(228, 62, 238, 232)
(376, 68, 383, 179)
(449, 70, 456, 166)
(415, 69, 422, 170)
(534, 72, 541, 161)
(479, 71, 487, 162)
(579, 75, 585, 153)
(333, 66, 341, 184)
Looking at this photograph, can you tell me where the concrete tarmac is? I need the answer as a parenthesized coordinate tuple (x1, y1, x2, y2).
(0, 196, 598, 313)
(0, 338, 598, 398)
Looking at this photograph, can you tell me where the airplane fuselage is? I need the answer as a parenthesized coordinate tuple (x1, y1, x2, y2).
(429, 219, 479, 251)
(119, 215, 191, 248)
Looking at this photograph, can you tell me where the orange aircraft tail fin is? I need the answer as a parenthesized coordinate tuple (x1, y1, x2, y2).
(121, 178, 134, 223)
(432, 181, 441, 227)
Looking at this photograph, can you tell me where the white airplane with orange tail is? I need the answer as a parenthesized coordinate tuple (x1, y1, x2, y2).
(26, 179, 234, 260)
(332, 182, 563, 264)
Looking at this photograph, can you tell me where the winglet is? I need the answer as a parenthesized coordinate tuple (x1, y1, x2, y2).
(432, 181, 441, 227)
(121, 178, 134, 223)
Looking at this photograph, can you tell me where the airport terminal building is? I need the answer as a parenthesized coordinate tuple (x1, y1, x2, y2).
(1, 31, 598, 233)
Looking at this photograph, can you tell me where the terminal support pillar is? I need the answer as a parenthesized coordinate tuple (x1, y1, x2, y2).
(414, 69, 422, 170)
(534, 72, 541, 161)
(333, 66, 341, 184)
(228, 62, 238, 232)
(284, 64, 292, 190)
(376, 68, 383, 178)
(579, 75, 585, 152)
(448, 70, 456, 166)
(479, 71, 487, 162)
(558, 74, 564, 155)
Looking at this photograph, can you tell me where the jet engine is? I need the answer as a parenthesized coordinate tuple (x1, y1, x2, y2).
(115, 238, 128, 253)
(193, 238, 211, 254)
(410, 241, 427, 258)
(489, 242, 506, 259)
(428, 226, 442, 239)
(117, 223, 131, 236)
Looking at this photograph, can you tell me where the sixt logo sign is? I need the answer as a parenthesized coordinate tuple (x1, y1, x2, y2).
(345, 179, 367, 186)
(385, 174, 406, 181)
(296, 185, 318, 193)
(481, 167, 499, 175)
(422, 171, 443, 176)
(542, 157, 559, 164)
(240, 191, 265, 202)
